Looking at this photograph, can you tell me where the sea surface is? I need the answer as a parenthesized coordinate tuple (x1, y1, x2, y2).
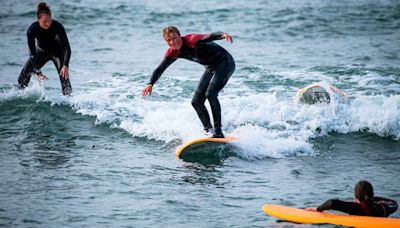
(1, 0, 399, 227)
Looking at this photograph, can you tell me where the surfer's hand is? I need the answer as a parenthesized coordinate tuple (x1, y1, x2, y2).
(141, 84, 153, 97)
(36, 72, 48, 81)
(60, 66, 69, 79)
(305, 207, 317, 211)
(222, 33, 233, 43)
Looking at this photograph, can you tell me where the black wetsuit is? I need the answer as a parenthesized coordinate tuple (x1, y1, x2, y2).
(18, 20, 72, 95)
(317, 197, 398, 217)
(149, 32, 235, 134)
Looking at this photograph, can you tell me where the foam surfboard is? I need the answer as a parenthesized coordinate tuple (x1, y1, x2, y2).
(297, 84, 331, 104)
(297, 83, 348, 104)
(262, 204, 400, 228)
(176, 136, 238, 161)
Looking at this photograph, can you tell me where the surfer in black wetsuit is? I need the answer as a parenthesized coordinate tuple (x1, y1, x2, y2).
(306, 180, 398, 217)
(18, 2, 72, 95)
(141, 26, 235, 138)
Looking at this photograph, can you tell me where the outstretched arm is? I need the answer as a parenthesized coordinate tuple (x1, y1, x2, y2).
(198, 32, 233, 43)
(316, 199, 363, 215)
(330, 85, 347, 97)
(27, 28, 42, 75)
(58, 24, 71, 79)
(141, 57, 176, 97)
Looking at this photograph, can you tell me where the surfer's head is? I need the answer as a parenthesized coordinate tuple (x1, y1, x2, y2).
(163, 26, 182, 50)
(354, 180, 374, 205)
(37, 2, 52, 29)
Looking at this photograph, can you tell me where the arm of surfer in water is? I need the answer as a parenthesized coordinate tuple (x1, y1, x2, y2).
(27, 26, 44, 76)
(330, 85, 347, 97)
(141, 56, 177, 97)
(316, 199, 364, 215)
(55, 23, 71, 80)
(197, 32, 233, 44)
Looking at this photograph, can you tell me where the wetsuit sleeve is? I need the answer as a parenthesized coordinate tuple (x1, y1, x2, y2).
(27, 25, 41, 74)
(57, 23, 71, 67)
(197, 32, 224, 44)
(317, 199, 364, 215)
(148, 57, 176, 85)
(374, 197, 398, 216)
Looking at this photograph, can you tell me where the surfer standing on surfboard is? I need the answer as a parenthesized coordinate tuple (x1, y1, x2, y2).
(306, 180, 398, 217)
(141, 26, 235, 138)
(18, 2, 72, 95)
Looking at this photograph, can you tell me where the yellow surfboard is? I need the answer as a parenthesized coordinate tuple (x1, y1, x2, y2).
(297, 83, 348, 104)
(297, 84, 331, 104)
(176, 136, 239, 161)
(263, 204, 400, 228)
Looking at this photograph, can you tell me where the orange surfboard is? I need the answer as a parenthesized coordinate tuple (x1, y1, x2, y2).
(263, 204, 400, 228)
(176, 136, 238, 161)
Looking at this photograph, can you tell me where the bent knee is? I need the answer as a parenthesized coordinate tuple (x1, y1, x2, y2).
(205, 90, 218, 100)
(191, 97, 202, 109)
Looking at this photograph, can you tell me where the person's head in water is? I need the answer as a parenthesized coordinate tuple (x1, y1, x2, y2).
(354, 180, 374, 205)
(37, 2, 52, 30)
(163, 26, 182, 50)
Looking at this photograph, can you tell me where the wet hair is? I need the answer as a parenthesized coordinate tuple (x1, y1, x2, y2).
(163, 26, 180, 38)
(37, 2, 51, 19)
(355, 180, 374, 206)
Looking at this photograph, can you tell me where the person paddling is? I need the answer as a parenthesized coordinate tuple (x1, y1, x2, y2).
(18, 2, 72, 95)
(141, 26, 235, 138)
(306, 180, 398, 217)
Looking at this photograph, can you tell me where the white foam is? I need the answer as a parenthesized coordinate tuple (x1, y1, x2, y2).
(231, 124, 314, 159)
(1, 71, 399, 159)
(345, 95, 400, 139)
(0, 79, 65, 103)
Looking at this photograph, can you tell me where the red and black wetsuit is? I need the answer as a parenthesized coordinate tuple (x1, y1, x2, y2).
(317, 197, 398, 217)
(18, 20, 72, 95)
(149, 32, 235, 135)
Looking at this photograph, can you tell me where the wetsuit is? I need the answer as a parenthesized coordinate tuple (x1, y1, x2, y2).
(149, 32, 235, 135)
(317, 197, 398, 217)
(18, 20, 72, 95)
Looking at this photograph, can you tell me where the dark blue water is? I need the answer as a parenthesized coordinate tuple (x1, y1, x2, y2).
(1, 0, 399, 227)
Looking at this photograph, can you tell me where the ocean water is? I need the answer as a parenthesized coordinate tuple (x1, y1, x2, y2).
(1, 0, 399, 227)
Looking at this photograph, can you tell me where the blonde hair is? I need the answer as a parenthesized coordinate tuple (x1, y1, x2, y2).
(163, 26, 180, 38)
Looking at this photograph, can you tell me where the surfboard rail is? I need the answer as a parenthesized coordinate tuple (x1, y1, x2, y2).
(176, 135, 239, 158)
(263, 204, 400, 228)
